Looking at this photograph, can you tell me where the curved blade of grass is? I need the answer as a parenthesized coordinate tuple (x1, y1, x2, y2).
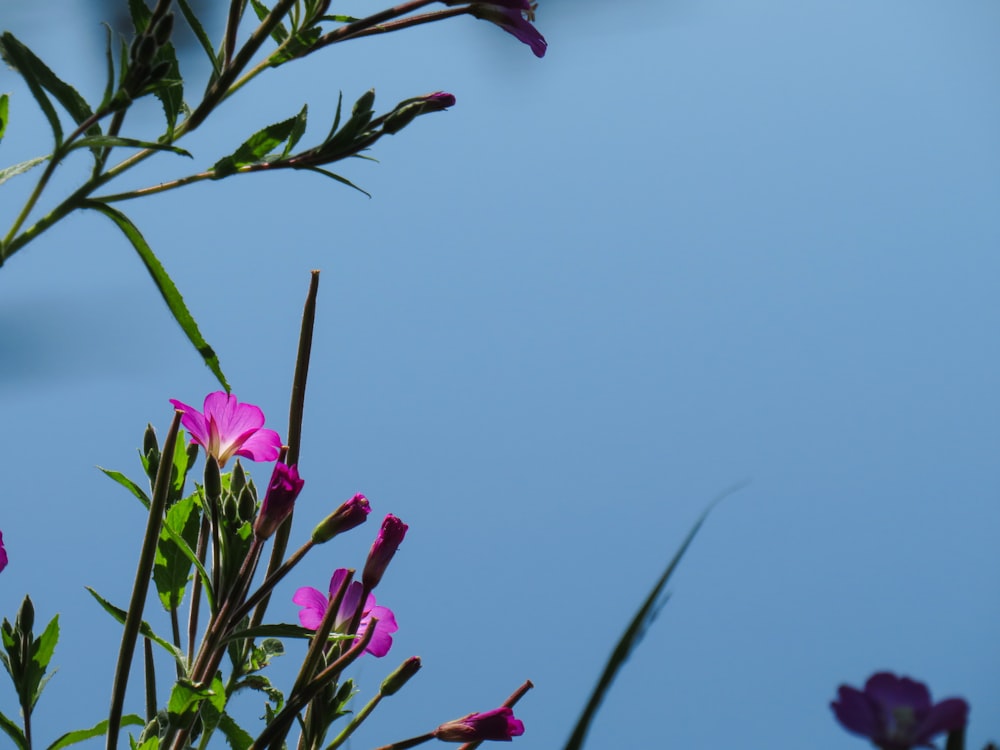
(561, 481, 747, 750)
(82, 201, 229, 391)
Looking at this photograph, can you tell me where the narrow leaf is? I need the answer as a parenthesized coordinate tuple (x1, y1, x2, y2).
(250, 0, 290, 45)
(0, 711, 27, 750)
(0, 94, 8, 142)
(216, 713, 253, 750)
(212, 112, 303, 177)
(282, 104, 309, 157)
(83, 202, 229, 390)
(69, 135, 191, 157)
(99, 467, 152, 509)
(46, 715, 144, 750)
(148, 42, 184, 135)
(84, 588, 187, 671)
(0, 156, 48, 188)
(224, 623, 324, 642)
(562, 483, 746, 750)
(296, 166, 371, 198)
(0, 33, 96, 129)
(0, 33, 63, 145)
(128, 0, 152, 33)
(175, 0, 221, 75)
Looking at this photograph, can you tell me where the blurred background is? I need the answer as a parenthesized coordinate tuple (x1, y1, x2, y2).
(1, 1, 998, 748)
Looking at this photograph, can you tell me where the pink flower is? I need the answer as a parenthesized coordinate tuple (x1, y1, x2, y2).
(170, 392, 282, 467)
(831, 672, 969, 750)
(293, 568, 398, 657)
(253, 463, 305, 539)
(0, 530, 7, 573)
(434, 707, 525, 742)
(362, 514, 408, 590)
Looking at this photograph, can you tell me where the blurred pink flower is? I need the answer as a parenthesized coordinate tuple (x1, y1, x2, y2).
(0, 530, 7, 573)
(170, 392, 282, 467)
(458, 1, 547, 58)
(832, 672, 969, 750)
(293, 568, 398, 657)
(434, 707, 525, 742)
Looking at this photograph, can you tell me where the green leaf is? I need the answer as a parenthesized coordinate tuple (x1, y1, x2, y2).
(99, 467, 152, 509)
(282, 105, 309, 158)
(0, 711, 27, 750)
(212, 112, 306, 177)
(83, 202, 229, 390)
(69, 135, 191, 157)
(128, 0, 153, 33)
(0, 94, 8, 143)
(100, 24, 116, 111)
(0, 33, 97, 130)
(46, 715, 144, 750)
(250, 0, 290, 46)
(269, 26, 322, 66)
(296, 166, 371, 198)
(224, 623, 321, 642)
(216, 713, 253, 750)
(175, 0, 221, 76)
(0, 33, 64, 145)
(25, 615, 59, 709)
(561, 482, 746, 750)
(153, 494, 202, 610)
(84, 588, 187, 672)
(0, 156, 49, 188)
(148, 42, 184, 135)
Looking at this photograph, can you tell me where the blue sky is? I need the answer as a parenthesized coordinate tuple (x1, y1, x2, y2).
(1, 1, 999, 748)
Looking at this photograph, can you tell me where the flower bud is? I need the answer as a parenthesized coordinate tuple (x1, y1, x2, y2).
(0, 530, 7, 574)
(383, 92, 456, 135)
(380, 656, 421, 696)
(253, 463, 305, 540)
(152, 13, 174, 46)
(362, 514, 408, 591)
(203, 456, 222, 506)
(434, 707, 525, 742)
(311, 493, 371, 544)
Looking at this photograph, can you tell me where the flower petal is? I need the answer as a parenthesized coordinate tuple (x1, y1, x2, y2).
(865, 672, 932, 713)
(293, 586, 329, 630)
(234, 427, 282, 462)
(912, 698, 969, 745)
(832, 685, 881, 738)
(169, 398, 210, 446)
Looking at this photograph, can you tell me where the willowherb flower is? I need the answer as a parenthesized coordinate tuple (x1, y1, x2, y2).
(0, 530, 7, 573)
(434, 707, 525, 742)
(312, 493, 371, 544)
(170, 391, 282, 467)
(253, 463, 305, 539)
(362, 514, 408, 591)
(831, 672, 969, 750)
(448, 1, 547, 58)
(293, 568, 398, 657)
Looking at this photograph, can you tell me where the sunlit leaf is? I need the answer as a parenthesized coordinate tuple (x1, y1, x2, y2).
(0, 156, 48, 188)
(84, 588, 186, 672)
(99, 467, 152, 509)
(46, 715, 144, 750)
(69, 135, 191, 157)
(175, 0, 221, 76)
(216, 713, 253, 750)
(212, 111, 306, 177)
(0, 94, 8, 143)
(153, 494, 202, 610)
(282, 105, 309, 157)
(0, 712, 26, 750)
(0, 33, 63, 145)
(82, 201, 229, 390)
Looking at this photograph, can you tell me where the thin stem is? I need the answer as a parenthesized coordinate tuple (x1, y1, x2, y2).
(143, 638, 158, 723)
(106, 410, 183, 750)
(95, 170, 216, 203)
(170, 606, 183, 678)
(370, 734, 435, 750)
(317, 6, 466, 47)
(188, 513, 210, 665)
(230, 538, 314, 626)
(251, 271, 320, 626)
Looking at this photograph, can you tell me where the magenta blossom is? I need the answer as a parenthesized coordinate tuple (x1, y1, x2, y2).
(253, 463, 305, 540)
(434, 707, 525, 742)
(170, 392, 282, 467)
(456, 1, 547, 58)
(362, 514, 408, 591)
(831, 672, 969, 750)
(0, 530, 7, 573)
(293, 568, 397, 657)
(312, 493, 371, 544)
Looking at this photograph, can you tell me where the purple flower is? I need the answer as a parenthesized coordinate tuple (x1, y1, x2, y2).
(831, 672, 969, 750)
(434, 707, 525, 742)
(362, 514, 408, 591)
(293, 568, 398, 657)
(0, 530, 7, 573)
(311, 493, 371, 544)
(253, 463, 305, 539)
(170, 392, 282, 467)
(461, 1, 547, 58)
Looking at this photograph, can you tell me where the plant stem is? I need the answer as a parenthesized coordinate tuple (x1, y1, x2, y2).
(106, 409, 183, 750)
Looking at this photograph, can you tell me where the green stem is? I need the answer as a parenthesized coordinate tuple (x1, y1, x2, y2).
(106, 409, 183, 750)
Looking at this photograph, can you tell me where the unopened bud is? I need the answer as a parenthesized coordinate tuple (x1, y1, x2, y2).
(362, 514, 408, 590)
(133, 34, 157, 66)
(383, 92, 455, 135)
(253, 463, 305, 540)
(152, 13, 174, 46)
(204, 456, 222, 505)
(311, 493, 371, 544)
(380, 656, 421, 696)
